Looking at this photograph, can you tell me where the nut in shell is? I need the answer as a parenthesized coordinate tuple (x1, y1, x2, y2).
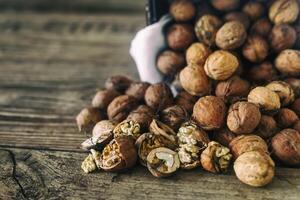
(125, 82, 150, 102)
(242, 35, 269, 63)
(275, 49, 300, 76)
(105, 75, 132, 93)
(186, 42, 211, 66)
(255, 115, 277, 139)
(200, 141, 232, 173)
(248, 62, 277, 83)
(92, 120, 115, 137)
(266, 81, 295, 106)
(242, 1, 265, 20)
(160, 105, 188, 131)
(147, 147, 180, 178)
(127, 105, 155, 132)
(157, 50, 185, 76)
(113, 120, 141, 140)
(269, 0, 299, 25)
(224, 12, 250, 29)
(211, 0, 239, 11)
(81, 131, 113, 151)
(250, 18, 272, 37)
(175, 91, 198, 114)
(92, 89, 120, 110)
(269, 24, 296, 53)
(170, 0, 196, 22)
(76, 107, 105, 133)
(167, 23, 195, 51)
(275, 108, 299, 128)
(213, 128, 236, 147)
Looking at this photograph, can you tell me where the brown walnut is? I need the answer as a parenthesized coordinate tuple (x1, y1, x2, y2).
(255, 115, 277, 139)
(213, 128, 236, 147)
(224, 12, 250, 29)
(269, 24, 297, 53)
(125, 82, 150, 102)
(242, 1, 265, 20)
(170, 0, 196, 22)
(248, 62, 277, 83)
(105, 75, 133, 93)
(92, 89, 120, 110)
(285, 78, 300, 98)
(157, 50, 185, 76)
(275, 108, 299, 128)
(266, 81, 295, 106)
(167, 23, 195, 51)
(210, 0, 239, 11)
(275, 49, 300, 76)
(242, 35, 269, 63)
(175, 91, 198, 114)
(144, 83, 173, 111)
(127, 105, 155, 132)
(186, 42, 211, 66)
(76, 107, 105, 133)
(160, 105, 188, 131)
(250, 18, 272, 37)
(269, 0, 299, 24)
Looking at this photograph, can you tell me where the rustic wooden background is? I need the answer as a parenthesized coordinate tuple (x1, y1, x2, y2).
(0, 1, 299, 199)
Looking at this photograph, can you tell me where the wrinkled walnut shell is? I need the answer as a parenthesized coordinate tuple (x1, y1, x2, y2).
(125, 82, 150, 102)
(248, 62, 277, 83)
(224, 12, 250, 29)
(157, 50, 185, 76)
(92, 89, 120, 110)
(242, 35, 269, 63)
(211, 0, 239, 11)
(160, 105, 188, 131)
(275, 49, 300, 76)
(105, 75, 133, 93)
(149, 119, 177, 147)
(269, 24, 296, 53)
(269, 0, 299, 25)
(170, 0, 196, 22)
(175, 91, 198, 114)
(275, 108, 299, 128)
(266, 81, 295, 106)
(250, 18, 272, 37)
(127, 105, 155, 132)
(242, 1, 265, 20)
(76, 107, 105, 133)
(186, 42, 211, 66)
(213, 128, 236, 147)
(167, 23, 195, 51)
(255, 115, 277, 139)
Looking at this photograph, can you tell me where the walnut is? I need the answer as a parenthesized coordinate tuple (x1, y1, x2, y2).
(291, 98, 300, 116)
(213, 128, 236, 147)
(167, 23, 195, 51)
(248, 87, 281, 113)
(107, 95, 138, 123)
(269, 24, 297, 53)
(269, 0, 299, 24)
(157, 50, 185, 76)
(210, 0, 239, 11)
(285, 78, 300, 98)
(275, 49, 300, 76)
(242, 1, 265, 20)
(160, 105, 188, 131)
(177, 122, 210, 169)
(170, 0, 196, 22)
(200, 141, 232, 173)
(92, 120, 116, 137)
(186, 42, 211, 66)
(227, 101, 261, 135)
(229, 135, 268, 159)
(105, 75, 133, 93)
(192, 96, 227, 130)
(215, 76, 250, 103)
(179, 64, 211, 96)
(248, 62, 277, 83)
(113, 120, 141, 140)
(81, 154, 97, 173)
(275, 108, 299, 128)
(255, 115, 278, 139)
(92, 89, 120, 110)
(204, 50, 239, 80)
(175, 91, 198, 114)
(293, 120, 300, 132)
(127, 105, 155, 132)
(144, 83, 174, 111)
(234, 151, 275, 187)
(194, 14, 222, 46)
(266, 81, 295, 106)
(216, 21, 247, 50)
(250, 18, 272, 37)
(76, 107, 105, 133)
(242, 35, 269, 63)
(125, 82, 150, 102)
(224, 12, 250, 29)
(271, 129, 300, 166)
(149, 119, 178, 147)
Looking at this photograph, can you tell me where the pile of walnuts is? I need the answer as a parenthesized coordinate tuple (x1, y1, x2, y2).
(77, 0, 300, 188)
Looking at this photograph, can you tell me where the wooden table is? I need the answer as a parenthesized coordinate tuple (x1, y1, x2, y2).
(0, 2, 299, 200)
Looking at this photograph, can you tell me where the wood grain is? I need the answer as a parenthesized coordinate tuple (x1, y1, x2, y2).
(0, 148, 299, 200)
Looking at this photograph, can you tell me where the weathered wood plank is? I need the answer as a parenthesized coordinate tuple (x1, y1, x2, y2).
(0, 148, 299, 200)
(0, 12, 143, 151)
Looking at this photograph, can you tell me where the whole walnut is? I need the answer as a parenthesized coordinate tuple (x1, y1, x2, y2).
(127, 105, 155, 132)
(125, 82, 150, 102)
(255, 115, 278, 139)
(76, 107, 105, 133)
(224, 12, 250, 29)
(275, 49, 300, 76)
(157, 50, 185, 76)
(248, 87, 281, 113)
(250, 18, 272, 37)
(160, 105, 188, 131)
(229, 135, 268, 159)
(180, 65, 211, 96)
(227, 101, 261, 135)
(92, 89, 120, 110)
(275, 108, 299, 128)
(234, 151, 275, 187)
(269, 24, 297, 53)
(269, 0, 299, 25)
(167, 23, 195, 51)
(266, 81, 295, 106)
(290, 98, 300, 116)
(271, 128, 300, 166)
(242, 35, 269, 63)
(204, 50, 239, 80)
(285, 78, 300, 98)
(216, 21, 247, 50)
(248, 62, 277, 83)
(294, 120, 300, 132)
(242, 1, 265, 20)
(213, 128, 236, 147)
(170, 0, 196, 22)
(186, 42, 211, 66)
(194, 14, 222, 46)
(105, 75, 133, 93)
(210, 0, 239, 11)
(192, 96, 227, 130)
(107, 95, 138, 123)
(144, 83, 173, 111)
(175, 91, 198, 113)
(215, 76, 250, 103)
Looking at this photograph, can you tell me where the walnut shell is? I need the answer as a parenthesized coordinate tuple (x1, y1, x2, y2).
(269, 24, 297, 53)
(92, 120, 116, 137)
(271, 128, 300, 166)
(180, 64, 211, 96)
(170, 0, 196, 22)
(144, 83, 174, 111)
(242, 35, 269, 63)
(216, 21, 247, 50)
(204, 50, 239, 80)
(293, 120, 300, 132)
(175, 91, 198, 114)
(269, 0, 299, 25)
(275, 108, 299, 128)
(160, 105, 188, 131)
(157, 50, 185, 76)
(250, 18, 272, 37)
(227, 101, 261, 135)
(255, 115, 278, 139)
(125, 82, 150, 102)
(105, 75, 133, 93)
(211, 0, 239, 11)
(76, 107, 105, 133)
(127, 105, 155, 132)
(186, 42, 211, 66)
(167, 23, 195, 51)
(213, 128, 236, 147)
(266, 81, 295, 106)
(248, 62, 277, 83)
(229, 135, 268, 159)
(192, 96, 227, 130)
(224, 12, 250, 29)
(242, 1, 265, 20)
(285, 78, 300, 98)
(234, 151, 275, 187)
(107, 95, 138, 123)
(290, 98, 300, 116)
(194, 14, 222, 46)
(275, 49, 300, 76)
(92, 89, 120, 110)
(149, 119, 178, 147)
